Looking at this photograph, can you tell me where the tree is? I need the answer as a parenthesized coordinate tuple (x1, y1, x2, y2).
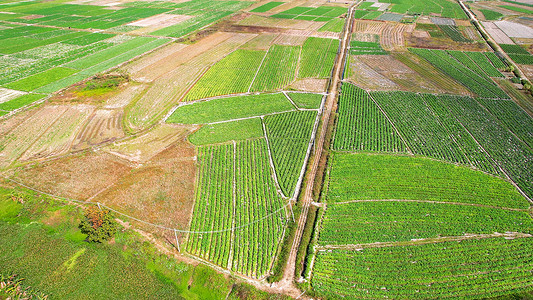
(79, 206, 118, 243)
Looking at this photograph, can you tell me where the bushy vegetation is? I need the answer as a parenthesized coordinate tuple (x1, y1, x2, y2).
(79, 207, 119, 243)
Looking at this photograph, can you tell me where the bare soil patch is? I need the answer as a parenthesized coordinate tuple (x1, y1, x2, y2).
(359, 55, 447, 93)
(11, 151, 132, 201)
(104, 124, 197, 164)
(71, 109, 124, 151)
(289, 78, 329, 93)
(93, 137, 197, 230)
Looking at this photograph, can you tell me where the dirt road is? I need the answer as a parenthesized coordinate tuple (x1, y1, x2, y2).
(274, 3, 358, 295)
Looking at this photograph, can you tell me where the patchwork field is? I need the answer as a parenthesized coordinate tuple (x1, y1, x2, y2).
(2, 0, 533, 298)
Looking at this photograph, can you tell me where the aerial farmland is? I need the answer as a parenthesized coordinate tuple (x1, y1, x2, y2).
(0, 0, 532, 298)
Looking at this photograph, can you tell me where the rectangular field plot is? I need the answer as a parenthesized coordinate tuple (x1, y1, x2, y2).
(318, 18, 345, 33)
(500, 43, 533, 65)
(251, 2, 284, 13)
(298, 37, 338, 79)
(167, 93, 295, 124)
(271, 6, 346, 21)
(381, 0, 467, 19)
(4, 67, 77, 92)
(0, 93, 45, 112)
(250, 45, 299, 92)
(186, 139, 287, 279)
(349, 41, 387, 55)
(326, 153, 529, 209)
(319, 201, 533, 245)
(188, 118, 264, 146)
(183, 49, 265, 101)
(333, 84, 406, 152)
(286, 92, 323, 109)
(312, 238, 533, 299)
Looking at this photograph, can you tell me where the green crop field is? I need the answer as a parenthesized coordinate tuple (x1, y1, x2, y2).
(286, 92, 323, 109)
(499, 4, 533, 14)
(251, 1, 284, 13)
(298, 37, 338, 79)
(271, 6, 346, 21)
(186, 139, 287, 279)
(2, 0, 533, 298)
(410, 48, 508, 98)
(325, 153, 528, 208)
(250, 45, 300, 92)
(188, 118, 264, 146)
(310, 150, 532, 298)
(379, 0, 466, 19)
(319, 201, 533, 245)
(480, 8, 504, 20)
(500, 44, 533, 65)
(318, 18, 345, 32)
(167, 93, 294, 124)
(312, 238, 533, 299)
(264, 110, 317, 197)
(183, 49, 266, 101)
(333, 84, 406, 152)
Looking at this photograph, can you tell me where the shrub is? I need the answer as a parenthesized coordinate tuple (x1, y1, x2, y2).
(79, 207, 118, 243)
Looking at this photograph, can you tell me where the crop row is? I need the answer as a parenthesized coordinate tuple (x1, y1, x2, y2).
(435, 95, 533, 200)
(438, 25, 470, 42)
(349, 41, 387, 55)
(264, 110, 317, 197)
(410, 48, 508, 99)
(312, 237, 533, 299)
(183, 49, 265, 101)
(250, 45, 299, 92)
(477, 98, 533, 148)
(325, 153, 529, 209)
(298, 37, 339, 79)
(333, 84, 406, 153)
(319, 200, 533, 245)
(186, 139, 286, 278)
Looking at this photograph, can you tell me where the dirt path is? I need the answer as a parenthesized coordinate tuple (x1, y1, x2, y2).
(273, 3, 357, 295)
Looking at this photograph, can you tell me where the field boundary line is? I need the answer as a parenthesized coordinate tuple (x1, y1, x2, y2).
(326, 198, 529, 211)
(316, 232, 533, 251)
(206, 109, 298, 126)
(367, 91, 413, 154)
(248, 48, 269, 93)
(261, 117, 287, 199)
